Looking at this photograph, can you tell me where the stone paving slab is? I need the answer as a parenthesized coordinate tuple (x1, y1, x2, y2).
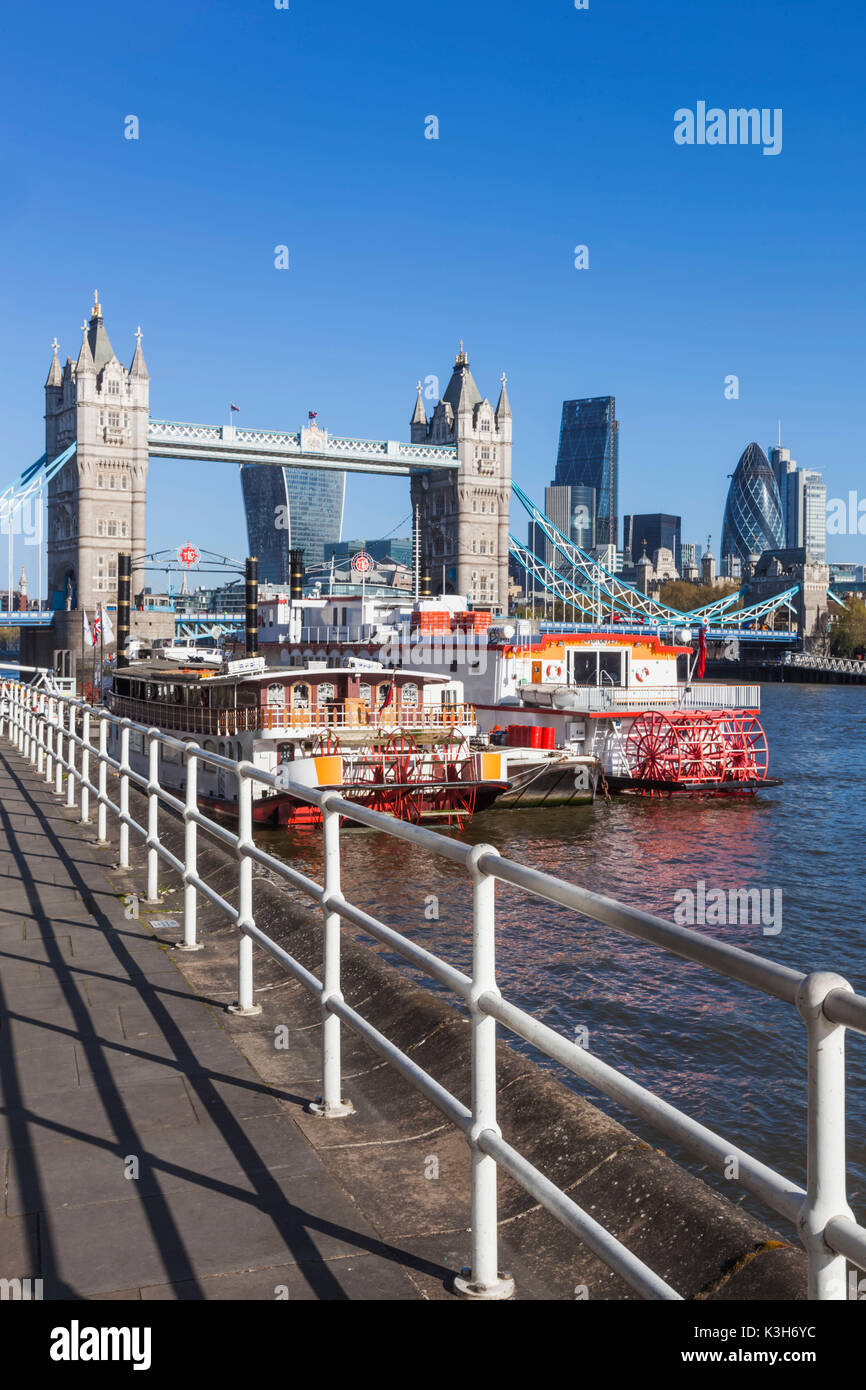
(0, 745, 424, 1301)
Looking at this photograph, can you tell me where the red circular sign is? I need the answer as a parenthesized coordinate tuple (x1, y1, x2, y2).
(177, 543, 200, 568)
(351, 551, 374, 574)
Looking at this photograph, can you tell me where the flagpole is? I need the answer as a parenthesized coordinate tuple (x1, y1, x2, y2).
(100, 607, 104, 705)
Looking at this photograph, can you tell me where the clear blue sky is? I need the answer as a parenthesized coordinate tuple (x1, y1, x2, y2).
(2, 0, 865, 592)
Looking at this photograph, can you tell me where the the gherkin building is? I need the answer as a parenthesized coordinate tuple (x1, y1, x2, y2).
(721, 442, 785, 563)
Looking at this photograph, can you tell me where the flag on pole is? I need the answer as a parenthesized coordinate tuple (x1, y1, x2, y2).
(91, 609, 102, 643)
(696, 624, 707, 680)
(380, 677, 395, 709)
(82, 610, 93, 647)
(308, 410, 318, 421)
(230, 403, 240, 413)
(100, 606, 115, 644)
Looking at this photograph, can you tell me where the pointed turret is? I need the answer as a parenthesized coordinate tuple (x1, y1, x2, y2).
(75, 319, 95, 375)
(45, 337, 62, 388)
(411, 380, 426, 427)
(86, 290, 116, 372)
(495, 371, 512, 421)
(130, 325, 149, 380)
(441, 341, 481, 416)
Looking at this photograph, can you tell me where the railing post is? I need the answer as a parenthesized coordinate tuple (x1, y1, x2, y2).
(796, 971, 856, 1300)
(17, 687, 26, 754)
(308, 795, 353, 1118)
(229, 766, 262, 1015)
(96, 715, 109, 845)
(65, 704, 77, 808)
(177, 743, 203, 952)
(455, 844, 514, 1300)
(45, 697, 55, 784)
(144, 730, 161, 903)
(118, 724, 130, 869)
(54, 702, 65, 796)
(35, 694, 45, 775)
(79, 707, 90, 823)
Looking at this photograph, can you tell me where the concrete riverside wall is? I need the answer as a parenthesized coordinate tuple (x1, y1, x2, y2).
(116, 787, 807, 1300)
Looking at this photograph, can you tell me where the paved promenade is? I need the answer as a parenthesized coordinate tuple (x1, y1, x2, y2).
(0, 744, 436, 1300)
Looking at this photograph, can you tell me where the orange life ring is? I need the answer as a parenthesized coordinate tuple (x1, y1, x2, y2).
(634, 666, 651, 683)
(545, 664, 562, 679)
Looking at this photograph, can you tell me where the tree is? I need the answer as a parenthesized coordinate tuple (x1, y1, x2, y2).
(829, 596, 866, 658)
(657, 580, 740, 613)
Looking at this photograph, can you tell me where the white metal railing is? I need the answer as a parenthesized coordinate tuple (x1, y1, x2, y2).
(3, 677, 866, 1301)
(525, 683, 760, 712)
(784, 652, 866, 675)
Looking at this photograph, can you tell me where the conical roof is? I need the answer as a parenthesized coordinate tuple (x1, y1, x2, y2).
(495, 372, 512, 420)
(86, 291, 116, 372)
(45, 338, 62, 388)
(441, 343, 481, 414)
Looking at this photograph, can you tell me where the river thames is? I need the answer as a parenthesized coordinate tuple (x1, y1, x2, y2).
(257, 683, 866, 1232)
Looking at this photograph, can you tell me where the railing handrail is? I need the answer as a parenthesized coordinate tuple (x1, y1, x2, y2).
(3, 678, 865, 1301)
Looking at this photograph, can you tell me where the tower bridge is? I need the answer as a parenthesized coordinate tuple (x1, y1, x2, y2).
(0, 292, 822, 656)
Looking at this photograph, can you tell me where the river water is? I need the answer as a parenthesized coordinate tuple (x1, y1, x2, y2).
(256, 684, 866, 1230)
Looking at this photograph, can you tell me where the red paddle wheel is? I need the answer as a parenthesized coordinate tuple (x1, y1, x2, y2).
(309, 729, 342, 757)
(625, 709, 769, 790)
(717, 712, 769, 783)
(427, 731, 477, 829)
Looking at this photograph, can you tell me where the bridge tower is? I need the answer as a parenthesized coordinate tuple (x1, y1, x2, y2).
(44, 292, 149, 612)
(409, 345, 511, 611)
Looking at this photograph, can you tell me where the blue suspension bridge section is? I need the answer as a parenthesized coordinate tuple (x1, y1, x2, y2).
(1, 445, 802, 640)
(508, 482, 800, 642)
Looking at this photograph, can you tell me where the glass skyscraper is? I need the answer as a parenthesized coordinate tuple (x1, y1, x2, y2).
(721, 443, 785, 564)
(554, 397, 619, 546)
(623, 513, 681, 569)
(240, 465, 345, 583)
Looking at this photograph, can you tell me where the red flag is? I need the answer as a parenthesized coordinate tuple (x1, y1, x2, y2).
(696, 625, 707, 679)
(380, 678, 394, 709)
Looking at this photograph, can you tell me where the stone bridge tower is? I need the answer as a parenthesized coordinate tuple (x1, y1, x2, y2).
(409, 345, 511, 611)
(45, 293, 149, 612)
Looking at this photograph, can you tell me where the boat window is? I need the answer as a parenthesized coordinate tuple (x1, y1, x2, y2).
(599, 652, 623, 686)
(292, 683, 310, 710)
(278, 742, 295, 764)
(569, 652, 597, 685)
(401, 682, 419, 707)
(237, 687, 257, 707)
(161, 744, 180, 765)
(359, 683, 371, 705)
(318, 682, 336, 704)
(267, 682, 286, 706)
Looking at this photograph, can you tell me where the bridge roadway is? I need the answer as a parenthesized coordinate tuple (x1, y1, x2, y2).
(0, 743, 475, 1300)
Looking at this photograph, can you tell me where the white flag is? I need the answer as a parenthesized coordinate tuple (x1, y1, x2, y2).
(82, 610, 93, 648)
(100, 605, 115, 644)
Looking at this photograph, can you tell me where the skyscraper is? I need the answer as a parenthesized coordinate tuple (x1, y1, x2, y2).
(554, 397, 619, 546)
(787, 468, 827, 562)
(240, 465, 345, 584)
(544, 484, 595, 569)
(721, 443, 785, 564)
(769, 444, 798, 541)
(623, 513, 681, 569)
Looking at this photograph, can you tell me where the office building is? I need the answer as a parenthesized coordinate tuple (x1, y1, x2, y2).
(786, 468, 827, 563)
(240, 465, 345, 584)
(623, 513, 681, 569)
(554, 397, 619, 546)
(544, 484, 596, 567)
(721, 443, 785, 564)
(324, 537, 412, 569)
